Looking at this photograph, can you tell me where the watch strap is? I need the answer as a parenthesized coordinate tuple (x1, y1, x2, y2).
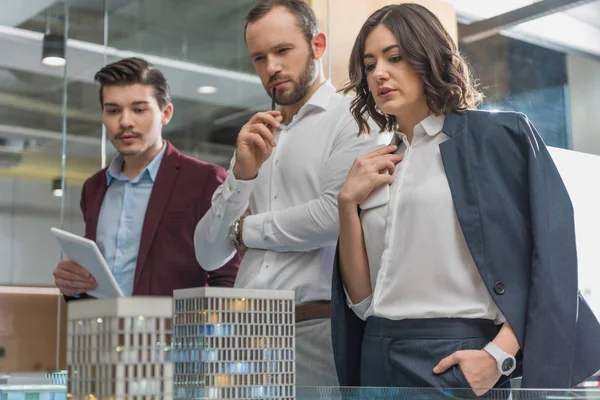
(483, 342, 516, 376)
(229, 217, 242, 248)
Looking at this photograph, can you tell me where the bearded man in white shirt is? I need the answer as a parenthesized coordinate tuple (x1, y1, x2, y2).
(193, 0, 376, 386)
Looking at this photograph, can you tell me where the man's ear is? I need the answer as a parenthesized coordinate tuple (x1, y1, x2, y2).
(161, 103, 174, 125)
(311, 32, 327, 61)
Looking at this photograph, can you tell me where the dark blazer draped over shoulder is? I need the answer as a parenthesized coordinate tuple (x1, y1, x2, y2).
(331, 110, 600, 389)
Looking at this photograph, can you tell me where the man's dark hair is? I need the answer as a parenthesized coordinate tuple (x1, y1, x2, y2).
(94, 57, 171, 110)
(244, 0, 319, 44)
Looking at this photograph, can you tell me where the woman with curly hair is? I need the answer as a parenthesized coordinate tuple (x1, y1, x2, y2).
(330, 3, 600, 394)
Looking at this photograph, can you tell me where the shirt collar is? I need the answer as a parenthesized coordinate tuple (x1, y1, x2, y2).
(421, 114, 445, 137)
(303, 80, 336, 111)
(106, 141, 167, 185)
(394, 113, 446, 141)
(278, 81, 336, 129)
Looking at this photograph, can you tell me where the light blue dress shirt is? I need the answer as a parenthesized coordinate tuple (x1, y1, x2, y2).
(96, 143, 167, 296)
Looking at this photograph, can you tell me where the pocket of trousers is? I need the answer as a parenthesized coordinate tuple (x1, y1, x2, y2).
(452, 364, 471, 389)
(451, 336, 490, 395)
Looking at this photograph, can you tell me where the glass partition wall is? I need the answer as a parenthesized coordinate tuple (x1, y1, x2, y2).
(0, 0, 275, 286)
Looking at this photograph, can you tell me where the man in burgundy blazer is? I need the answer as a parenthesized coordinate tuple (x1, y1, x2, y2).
(53, 57, 239, 299)
(78, 141, 238, 296)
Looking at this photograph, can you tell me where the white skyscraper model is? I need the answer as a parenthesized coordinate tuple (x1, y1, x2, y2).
(67, 297, 173, 400)
(172, 288, 295, 400)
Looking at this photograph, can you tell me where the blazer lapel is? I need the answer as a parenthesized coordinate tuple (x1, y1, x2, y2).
(133, 142, 180, 289)
(440, 112, 487, 279)
(86, 173, 109, 242)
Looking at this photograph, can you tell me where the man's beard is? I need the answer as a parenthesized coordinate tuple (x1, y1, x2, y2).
(270, 51, 316, 106)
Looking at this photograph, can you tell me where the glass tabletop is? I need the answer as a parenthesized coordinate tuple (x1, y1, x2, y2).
(1, 372, 599, 400)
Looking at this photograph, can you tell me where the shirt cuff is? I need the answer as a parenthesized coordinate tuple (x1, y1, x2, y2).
(344, 286, 372, 320)
(222, 172, 256, 203)
(494, 309, 507, 325)
(241, 213, 267, 249)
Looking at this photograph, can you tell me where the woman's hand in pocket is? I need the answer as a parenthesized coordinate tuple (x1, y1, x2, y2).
(433, 349, 501, 396)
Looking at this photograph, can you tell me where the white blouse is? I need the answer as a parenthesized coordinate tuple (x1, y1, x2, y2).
(349, 114, 503, 323)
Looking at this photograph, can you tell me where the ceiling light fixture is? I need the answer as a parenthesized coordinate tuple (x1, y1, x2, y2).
(42, 34, 66, 67)
(52, 177, 63, 197)
(197, 86, 218, 94)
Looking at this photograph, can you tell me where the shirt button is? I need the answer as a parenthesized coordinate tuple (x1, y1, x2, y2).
(494, 281, 505, 295)
(273, 195, 277, 200)
(275, 160, 279, 165)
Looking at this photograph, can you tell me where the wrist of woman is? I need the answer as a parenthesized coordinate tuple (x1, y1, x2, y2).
(339, 198, 360, 218)
(338, 194, 358, 209)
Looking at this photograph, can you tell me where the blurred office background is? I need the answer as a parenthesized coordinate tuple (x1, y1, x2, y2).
(0, 0, 598, 308)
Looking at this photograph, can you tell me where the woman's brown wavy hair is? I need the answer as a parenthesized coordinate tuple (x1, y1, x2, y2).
(341, 3, 483, 134)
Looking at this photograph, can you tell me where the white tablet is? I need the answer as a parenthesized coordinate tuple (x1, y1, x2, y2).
(50, 227, 124, 298)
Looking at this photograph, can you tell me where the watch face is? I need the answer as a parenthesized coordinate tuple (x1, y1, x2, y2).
(502, 358, 515, 373)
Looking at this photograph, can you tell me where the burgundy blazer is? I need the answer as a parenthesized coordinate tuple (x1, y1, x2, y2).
(76, 141, 239, 297)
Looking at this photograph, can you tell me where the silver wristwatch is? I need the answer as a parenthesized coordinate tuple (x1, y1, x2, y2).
(229, 216, 243, 248)
(483, 342, 516, 376)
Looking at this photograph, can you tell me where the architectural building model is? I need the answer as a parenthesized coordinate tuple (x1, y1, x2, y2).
(172, 287, 295, 400)
(67, 297, 173, 400)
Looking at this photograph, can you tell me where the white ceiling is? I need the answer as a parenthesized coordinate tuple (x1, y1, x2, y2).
(1, 0, 600, 170)
(564, 1, 600, 29)
(0, 0, 266, 167)
(0, 26, 267, 110)
(450, 0, 600, 58)
(0, 0, 57, 26)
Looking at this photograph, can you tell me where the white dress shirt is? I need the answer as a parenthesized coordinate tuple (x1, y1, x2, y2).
(194, 81, 380, 305)
(349, 114, 503, 322)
